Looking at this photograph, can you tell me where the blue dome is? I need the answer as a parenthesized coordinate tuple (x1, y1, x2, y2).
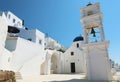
(73, 36, 84, 42)
(86, 2, 92, 6)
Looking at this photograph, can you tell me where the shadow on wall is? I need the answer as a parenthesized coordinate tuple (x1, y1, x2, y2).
(47, 79, 115, 82)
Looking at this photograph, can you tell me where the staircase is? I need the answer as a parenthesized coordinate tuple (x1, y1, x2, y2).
(15, 72, 22, 80)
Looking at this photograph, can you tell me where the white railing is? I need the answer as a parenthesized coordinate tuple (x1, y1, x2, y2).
(7, 33, 19, 37)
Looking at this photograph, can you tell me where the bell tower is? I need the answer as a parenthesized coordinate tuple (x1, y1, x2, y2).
(80, 3, 112, 80)
(80, 2, 105, 43)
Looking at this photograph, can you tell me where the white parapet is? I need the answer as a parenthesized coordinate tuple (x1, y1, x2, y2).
(0, 12, 12, 70)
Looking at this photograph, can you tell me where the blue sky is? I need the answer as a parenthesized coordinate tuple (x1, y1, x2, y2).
(0, 0, 120, 64)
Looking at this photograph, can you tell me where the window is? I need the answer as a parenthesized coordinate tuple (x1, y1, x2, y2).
(13, 19, 15, 23)
(71, 52, 74, 56)
(8, 14, 11, 19)
(28, 38, 32, 41)
(17, 22, 21, 26)
(76, 43, 79, 48)
(87, 11, 93, 16)
(25, 27, 28, 30)
(44, 43, 46, 46)
(39, 40, 42, 44)
(8, 57, 10, 62)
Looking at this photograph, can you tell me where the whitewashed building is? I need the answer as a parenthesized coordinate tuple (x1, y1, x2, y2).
(0, 11, 64, 76)
(0, 2, 113, 81)
(1, 11, 46, 76)
(61, 36, 86, 74)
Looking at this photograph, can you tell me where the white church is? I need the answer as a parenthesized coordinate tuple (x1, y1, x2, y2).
(0, 2, 118, 81)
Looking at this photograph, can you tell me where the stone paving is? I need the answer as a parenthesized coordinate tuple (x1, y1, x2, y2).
(17, 74, 120, 82)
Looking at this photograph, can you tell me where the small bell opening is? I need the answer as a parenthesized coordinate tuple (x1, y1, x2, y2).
(90, 27, 96, 37)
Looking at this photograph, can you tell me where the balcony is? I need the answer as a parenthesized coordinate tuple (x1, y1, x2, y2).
(7, 26, 20, 38)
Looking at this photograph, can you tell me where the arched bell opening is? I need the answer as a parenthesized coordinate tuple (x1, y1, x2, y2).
(86, 23, 101, 43)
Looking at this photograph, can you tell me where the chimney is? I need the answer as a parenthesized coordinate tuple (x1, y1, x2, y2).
(22, 20, 24, 25)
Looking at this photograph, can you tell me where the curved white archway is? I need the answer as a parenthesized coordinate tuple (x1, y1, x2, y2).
(50, 54, 59, 74)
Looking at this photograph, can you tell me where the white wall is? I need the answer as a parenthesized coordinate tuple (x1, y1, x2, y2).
(19, 54, 44, 76)
(61, 42, 86, 74)
(45, 37, 63, 50)
(0, 13, 8, 47)
(5, 37, 44, 73)
(35, 29, 45, 48)
(5, 11, 23, 28)
(0, 12, 12, 70)
(84, 42, 112, 80)
(0, 48, 12, 70)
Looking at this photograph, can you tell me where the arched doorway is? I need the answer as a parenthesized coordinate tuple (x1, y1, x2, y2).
(51, 54, 58, 74)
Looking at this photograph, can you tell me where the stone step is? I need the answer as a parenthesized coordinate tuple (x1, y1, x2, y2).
(15, 72, 22, 80)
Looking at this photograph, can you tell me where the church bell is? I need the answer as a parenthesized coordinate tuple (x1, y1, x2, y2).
(90, 27, 96, 37)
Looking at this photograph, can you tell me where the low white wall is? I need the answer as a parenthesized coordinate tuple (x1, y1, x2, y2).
(19, 29, 36, 42)
(0, 48, 12, 70)
(19, 54, 44, 76)
(6, 37, 44, 73)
